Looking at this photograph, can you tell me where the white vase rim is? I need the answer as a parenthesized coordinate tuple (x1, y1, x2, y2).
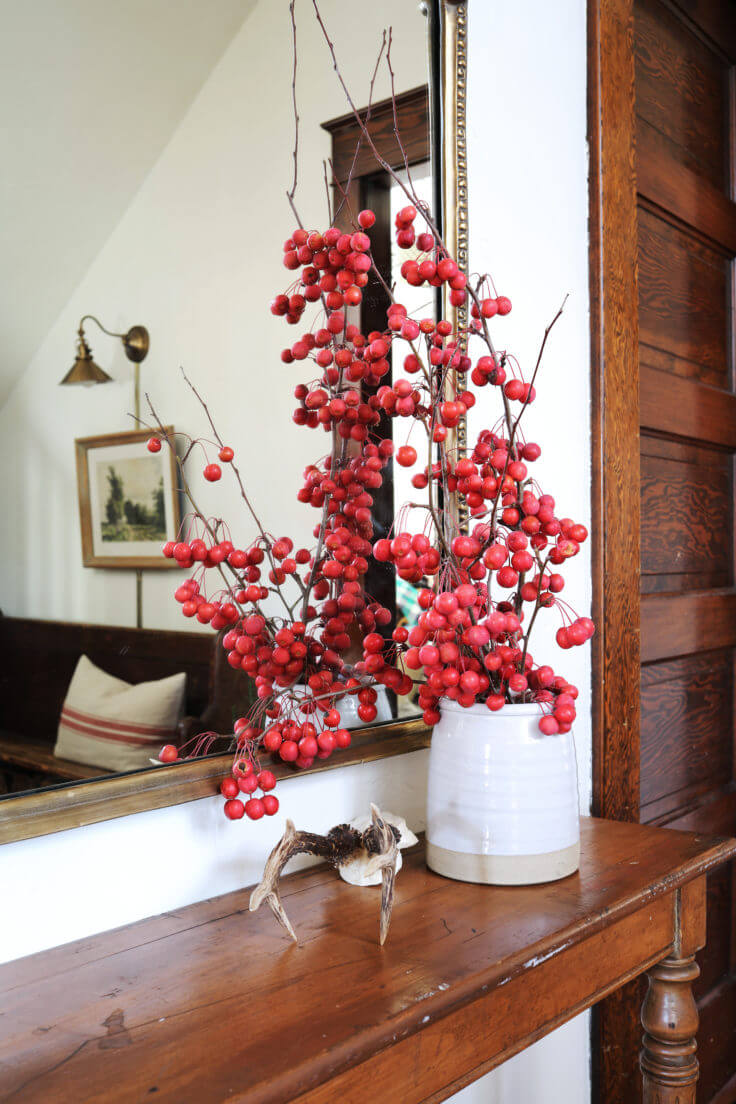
(289, 682, 389, 696)
(439, 698, 545, 718)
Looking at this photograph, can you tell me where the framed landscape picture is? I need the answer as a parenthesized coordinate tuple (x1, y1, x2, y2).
(75, 427, 181, 568)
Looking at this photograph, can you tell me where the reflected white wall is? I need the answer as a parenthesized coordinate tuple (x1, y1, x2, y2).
(0, 0, 428, 630)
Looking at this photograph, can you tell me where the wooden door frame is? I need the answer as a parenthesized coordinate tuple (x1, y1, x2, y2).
(588, 0, 643, 1097)
(588, 0, 641, 827)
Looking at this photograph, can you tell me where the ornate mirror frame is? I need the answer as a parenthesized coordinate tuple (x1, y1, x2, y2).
(0, 0, 469, 845)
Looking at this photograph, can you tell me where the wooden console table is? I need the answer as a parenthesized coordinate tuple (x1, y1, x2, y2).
(2, 818, 734, 1103)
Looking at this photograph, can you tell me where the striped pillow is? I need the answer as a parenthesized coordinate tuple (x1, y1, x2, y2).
(54, 655, 186, 772)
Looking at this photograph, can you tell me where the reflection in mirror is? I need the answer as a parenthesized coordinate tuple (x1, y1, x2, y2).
(0, 0, 433, 813)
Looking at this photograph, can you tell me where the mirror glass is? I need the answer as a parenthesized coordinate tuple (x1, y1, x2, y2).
(0, 0, 434, 806)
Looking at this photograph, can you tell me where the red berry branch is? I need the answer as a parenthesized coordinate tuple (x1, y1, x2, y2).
(144, 5, 593, 823)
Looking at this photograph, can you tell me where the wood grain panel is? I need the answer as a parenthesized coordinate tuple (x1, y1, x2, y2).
(640, 438, 732, 593)
(663, 789, 736, 1019)
(595, 0, 736, 1097)
(638, 206, 730, 385)
(3, 821, 735, 1104)
(588, 1, 644, 1095)
(640, 366, 736, 447)
(636, 118, 736, 253)
(642, 591, 736, 663)
(696, 865, 734, 996)
(640, 651, 733, 808)
(696, 979, 736, 1103)
(323, 87, 429, 183)
(673, 0, 736, 60)
(634, 0, 728, 188)
(589, 0, 642, 825)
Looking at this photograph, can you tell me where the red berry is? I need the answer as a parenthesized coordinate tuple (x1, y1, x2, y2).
(245, 798, 265, 820)
(555, 703, 576, 725)
(396, 445, 417, 467)
(159, 744, 178, 763)
(257, 770, 276, 792)
(224, 798, 245, 820)
(262, 795, 280, 816)
(203, 463, 222, 482)
(218, 446, 234, 462)
(358, 209, 376, 229)
(279, 740, 299, 762)
(220, 777, 239, 799)
(335, 728, 351, 749)
(147, 437, 162, 453)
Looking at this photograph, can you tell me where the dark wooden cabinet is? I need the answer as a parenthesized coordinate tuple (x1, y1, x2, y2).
(591, 0, 736, 1099)
(636, 3, 736, 1101)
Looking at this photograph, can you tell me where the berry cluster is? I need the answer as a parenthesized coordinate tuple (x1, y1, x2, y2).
(153, 183, 592, 822)
(220, 746, 279, 821)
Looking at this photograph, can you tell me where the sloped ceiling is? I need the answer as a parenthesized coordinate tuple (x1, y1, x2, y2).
(0, 0, 256, 405)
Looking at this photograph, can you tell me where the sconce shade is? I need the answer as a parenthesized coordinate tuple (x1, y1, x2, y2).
(60, 338, 113, 386)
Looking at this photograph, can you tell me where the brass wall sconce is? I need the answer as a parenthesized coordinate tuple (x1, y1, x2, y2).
(61, 315, 150, 387)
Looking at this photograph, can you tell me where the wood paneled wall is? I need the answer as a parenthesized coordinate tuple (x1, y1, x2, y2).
(590, 0, 736, 1099)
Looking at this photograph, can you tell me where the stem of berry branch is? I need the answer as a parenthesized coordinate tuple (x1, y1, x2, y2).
(507, 296, 568, 455)
(322, 161, 333, 223)
(288, 1, 299, 201)
(519, 555, 551, 673)
(178, 370, 298, 619)
(310, 0, 449, 259)
(285, 0, 304, 229)
(142, 400, 259, 622)
(332, 30, 387, 223)
(385, 28, 415, 193)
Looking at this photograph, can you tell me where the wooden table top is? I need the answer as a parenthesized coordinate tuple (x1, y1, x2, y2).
(2, 817, 734, 1104)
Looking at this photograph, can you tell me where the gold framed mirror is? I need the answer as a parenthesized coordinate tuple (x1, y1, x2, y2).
(0, 0, 469, 845)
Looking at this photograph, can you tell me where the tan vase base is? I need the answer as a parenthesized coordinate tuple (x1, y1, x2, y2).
(426, 839, 580, 886)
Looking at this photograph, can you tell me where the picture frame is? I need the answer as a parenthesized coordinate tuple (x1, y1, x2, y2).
(75, 427, 181, 568)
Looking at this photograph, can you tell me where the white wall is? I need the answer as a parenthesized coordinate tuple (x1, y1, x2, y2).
(0, 2, 591, 1101)
(465, 2, 592, 1101)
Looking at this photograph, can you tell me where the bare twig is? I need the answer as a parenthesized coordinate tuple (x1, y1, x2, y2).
(386, 28, 414, 192)
(178, 369, 295, 619)
(310, 0, 448, 257)
(332, 29, 387, 222)
(322, 160, 333, 223)
(288, 0, 299, 203)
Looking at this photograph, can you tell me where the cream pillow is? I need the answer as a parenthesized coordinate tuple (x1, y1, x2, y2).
(55, 655, 186, 772)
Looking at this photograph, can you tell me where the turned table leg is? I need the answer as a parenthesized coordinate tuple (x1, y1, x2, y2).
(640, 954, 700, 1103)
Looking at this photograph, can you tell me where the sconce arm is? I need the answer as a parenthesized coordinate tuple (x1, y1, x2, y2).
(77, 315, 150, 364)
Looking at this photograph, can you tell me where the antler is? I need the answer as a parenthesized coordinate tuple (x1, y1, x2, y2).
(249, 819, 301, 941)
(364, 804, 399, 946)
(249, 805, 401, 945)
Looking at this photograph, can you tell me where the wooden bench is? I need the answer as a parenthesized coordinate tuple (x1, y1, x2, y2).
(2, 818, 735, 1103)
(0, 615, 253, 793)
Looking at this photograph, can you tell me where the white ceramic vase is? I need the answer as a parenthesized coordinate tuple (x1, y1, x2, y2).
(426, 700, 580, 885)
(338, 685, 393, 729)
(291, 684, 393, 730)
